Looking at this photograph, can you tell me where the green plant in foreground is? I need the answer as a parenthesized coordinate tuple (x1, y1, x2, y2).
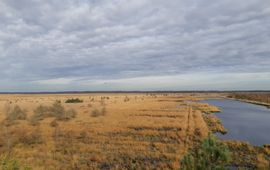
(0, 155, 31, 170)
(181, 133, 231, 170)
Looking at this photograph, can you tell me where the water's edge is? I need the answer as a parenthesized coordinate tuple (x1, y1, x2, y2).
(202, 98, 270, 146)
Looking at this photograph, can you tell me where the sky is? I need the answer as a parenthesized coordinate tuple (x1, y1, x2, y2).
(0, 0, 270, 92)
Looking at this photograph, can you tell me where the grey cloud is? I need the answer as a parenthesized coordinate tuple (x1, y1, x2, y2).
(0, 0, 270, 91)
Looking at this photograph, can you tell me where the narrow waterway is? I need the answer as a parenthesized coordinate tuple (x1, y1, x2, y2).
(202, 99, 270, 146)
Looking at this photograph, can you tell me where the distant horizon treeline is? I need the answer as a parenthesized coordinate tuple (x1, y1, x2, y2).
(228, 92, 270, 104)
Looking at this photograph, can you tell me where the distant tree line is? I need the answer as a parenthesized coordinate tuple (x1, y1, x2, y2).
(228, 92, 270, 104)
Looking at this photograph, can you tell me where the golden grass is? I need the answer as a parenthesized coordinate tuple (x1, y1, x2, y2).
(0, 93, 213, 169)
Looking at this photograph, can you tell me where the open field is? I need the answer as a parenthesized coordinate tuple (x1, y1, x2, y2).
(0, 93, 269, 169)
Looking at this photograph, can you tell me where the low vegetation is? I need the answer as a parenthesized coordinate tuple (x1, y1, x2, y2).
(5, 105, 27, 122)
(65, 98, 83, 103)
(0, 155, 31, 170)
(30, 101, 77, 124)
(0, 93, 268, 169)
(181, 133, 231, 170)
(91, 107, 106, 117)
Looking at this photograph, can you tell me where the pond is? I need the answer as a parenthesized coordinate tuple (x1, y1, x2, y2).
(202, 99, 270, 146)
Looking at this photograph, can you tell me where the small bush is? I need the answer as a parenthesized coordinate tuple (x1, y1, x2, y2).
(59, 108, 77, 121)
(0, 155, 32, 170)
(65, 98, 83, 103)
(6, 105, 27, 122)
(50, 102, 65, 119)
(181, 133, 231, 170)
(0, 156, 20, 170)
(30, 105, 50, 124)
(91, 107, 106, 117)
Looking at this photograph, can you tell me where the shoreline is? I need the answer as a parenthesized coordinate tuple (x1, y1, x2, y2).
(226, 97, 270, 108)
(201, 96, 270, 109)
(201, 100, 270, 169)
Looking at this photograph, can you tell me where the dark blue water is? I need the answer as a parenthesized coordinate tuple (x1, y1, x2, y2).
(202, 99, 270, 146)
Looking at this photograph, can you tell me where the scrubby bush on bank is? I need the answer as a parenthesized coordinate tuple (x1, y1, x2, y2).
(181, 133, 231, 170)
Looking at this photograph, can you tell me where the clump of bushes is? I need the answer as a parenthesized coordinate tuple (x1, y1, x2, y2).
(65, 98, 83, 103)
(181, 133, 231, 170)
(5, 105, 27, 122)
(31, 105, 50, 122)
(50, 102, 66, 119)
(91, 107, 106, 117)
(30, 101, 77, 124)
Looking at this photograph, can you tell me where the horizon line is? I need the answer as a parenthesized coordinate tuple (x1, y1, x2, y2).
(0, 90, 269, 94)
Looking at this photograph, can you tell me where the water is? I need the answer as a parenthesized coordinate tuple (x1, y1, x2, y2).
(202, 99, 270, 146)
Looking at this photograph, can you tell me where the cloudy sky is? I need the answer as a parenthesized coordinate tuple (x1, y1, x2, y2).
(0, 0, 270, 92)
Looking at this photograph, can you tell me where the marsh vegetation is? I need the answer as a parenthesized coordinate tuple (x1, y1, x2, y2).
(0, 93, 269, 169)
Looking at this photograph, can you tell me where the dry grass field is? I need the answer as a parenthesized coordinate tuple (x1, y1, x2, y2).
(0, 93, 217, 169)
(0, 93, 268, 169)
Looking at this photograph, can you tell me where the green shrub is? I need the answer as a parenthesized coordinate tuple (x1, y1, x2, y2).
(0, 156, 20, 170)
(181, 133, 231, 170)
(65, 98, 83, 103)
(0, 155, 32, 170)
